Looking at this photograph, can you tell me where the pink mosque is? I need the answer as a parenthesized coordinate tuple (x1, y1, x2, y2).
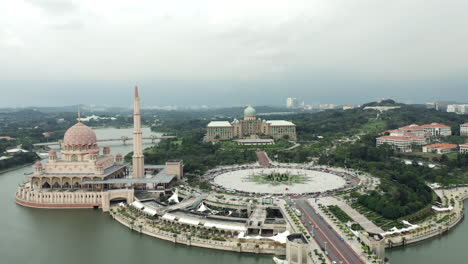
(15, 87, 183, 211)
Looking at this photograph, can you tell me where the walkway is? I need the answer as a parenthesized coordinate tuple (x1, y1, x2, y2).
(256, 151, 272, 167)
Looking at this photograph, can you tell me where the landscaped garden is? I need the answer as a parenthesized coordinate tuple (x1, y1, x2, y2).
(248, 171, 307, 186)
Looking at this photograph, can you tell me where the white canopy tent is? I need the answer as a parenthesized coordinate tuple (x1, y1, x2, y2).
(204, 222, 246, 232)
(179, 218, 200, 225)
(162, 214, 176, 221)
(143, 207, 157, 216)
(432, 205, 453, 212)
(168, 189, 180, 203)
(197, 202, 208, 212)
(131, 201, 145, 210)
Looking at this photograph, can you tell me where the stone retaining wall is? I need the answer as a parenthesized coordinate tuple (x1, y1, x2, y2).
(15, 196, 100, 209)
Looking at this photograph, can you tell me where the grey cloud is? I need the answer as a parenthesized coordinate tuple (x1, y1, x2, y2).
(50, 19, 84, 30)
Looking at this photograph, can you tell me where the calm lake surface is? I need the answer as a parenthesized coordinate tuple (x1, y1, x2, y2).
(0, 127, 466, 264)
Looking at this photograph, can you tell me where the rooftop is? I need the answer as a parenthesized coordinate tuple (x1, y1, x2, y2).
(420, 123, 450, 129)
(207, 121, 232, 127)
(377, 135, 424, 141)
(286, 233, 307, 244)
(82, 167, 176, 184)
(40, 164, 127, 177)
(81, 174, 176, 184)
(266, 120, 295, 126)
(424, 143, 458, 149)
(398, 122, 451, 130)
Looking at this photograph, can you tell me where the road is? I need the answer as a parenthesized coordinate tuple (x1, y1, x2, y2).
(292, 198, 364, 264)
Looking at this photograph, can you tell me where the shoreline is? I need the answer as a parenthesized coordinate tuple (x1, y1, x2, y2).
(384, 188, 468, 248)
(0, 163, 34, 175)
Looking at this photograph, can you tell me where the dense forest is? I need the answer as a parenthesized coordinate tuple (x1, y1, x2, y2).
(318, 135, 435, 219)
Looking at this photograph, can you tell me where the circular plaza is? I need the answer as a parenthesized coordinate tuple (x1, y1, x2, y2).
(211, 167, 351, 195)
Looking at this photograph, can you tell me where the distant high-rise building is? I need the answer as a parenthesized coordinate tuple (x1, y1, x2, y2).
(343, 105, 357, 110)
(447, 104, 468, 114)
(286, 98, 298, 109)
(318, 104, 337, 110)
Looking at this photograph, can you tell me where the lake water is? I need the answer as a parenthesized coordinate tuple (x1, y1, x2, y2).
(1, 127, 466, 264)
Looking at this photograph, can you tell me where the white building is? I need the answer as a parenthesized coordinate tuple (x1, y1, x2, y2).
(388, 123, 452, 138)
(420, 123, 452, 137)
(447, 104, 468, 114)
(423, 144, 458, 154)
(343, 105, 358, 110)
(363, 106, 400, 112)
(206, 106, 296, 142)
(460, 143, 468, 154)
(286, 98, 298, 109)
(376, 131, 426, 152)
(461, 123, 468, 136)
(318, 104, 337, 110)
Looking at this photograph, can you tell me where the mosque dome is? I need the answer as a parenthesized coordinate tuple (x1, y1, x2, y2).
(63, 123, 97, 146)
(34, 161, 42, 167)
(244, 106, 256, 116)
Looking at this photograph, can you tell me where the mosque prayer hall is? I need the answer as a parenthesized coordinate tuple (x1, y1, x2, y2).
(15, 87, 183, 211)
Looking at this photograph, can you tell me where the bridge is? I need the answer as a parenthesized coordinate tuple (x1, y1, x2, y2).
(33, 135, 176, 147)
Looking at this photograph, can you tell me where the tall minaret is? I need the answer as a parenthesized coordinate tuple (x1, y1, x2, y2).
(132, 86, 144, 179)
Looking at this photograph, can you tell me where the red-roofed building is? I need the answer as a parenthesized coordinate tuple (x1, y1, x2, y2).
(420, 123, 452, 137)
(387, 122, 452, 138)
(376, 131, 426, 152)
(461, 123, 468, 136)
(460, 143, 468, 154)
(399, 124, 426, 138)
(422, 144, 458, 154)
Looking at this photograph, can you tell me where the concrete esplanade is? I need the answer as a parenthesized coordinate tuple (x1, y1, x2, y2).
(212, 167, 347, 195)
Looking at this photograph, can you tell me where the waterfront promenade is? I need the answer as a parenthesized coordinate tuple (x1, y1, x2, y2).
(110, 205, 286, 255)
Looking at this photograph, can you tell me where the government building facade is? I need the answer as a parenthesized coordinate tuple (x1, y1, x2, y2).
(206, 106, 297, 142)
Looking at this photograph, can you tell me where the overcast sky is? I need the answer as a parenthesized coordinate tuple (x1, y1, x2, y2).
(1, 0, 467, 107)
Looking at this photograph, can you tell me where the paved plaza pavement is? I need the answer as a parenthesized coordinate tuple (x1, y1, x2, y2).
(213, 168, 346, 194)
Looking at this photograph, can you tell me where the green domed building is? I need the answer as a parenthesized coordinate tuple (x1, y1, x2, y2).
(243, 106, 257, 120)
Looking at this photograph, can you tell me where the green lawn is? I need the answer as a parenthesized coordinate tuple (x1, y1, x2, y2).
(360, 119, 386, 133)
(351, 203, 404, 231)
